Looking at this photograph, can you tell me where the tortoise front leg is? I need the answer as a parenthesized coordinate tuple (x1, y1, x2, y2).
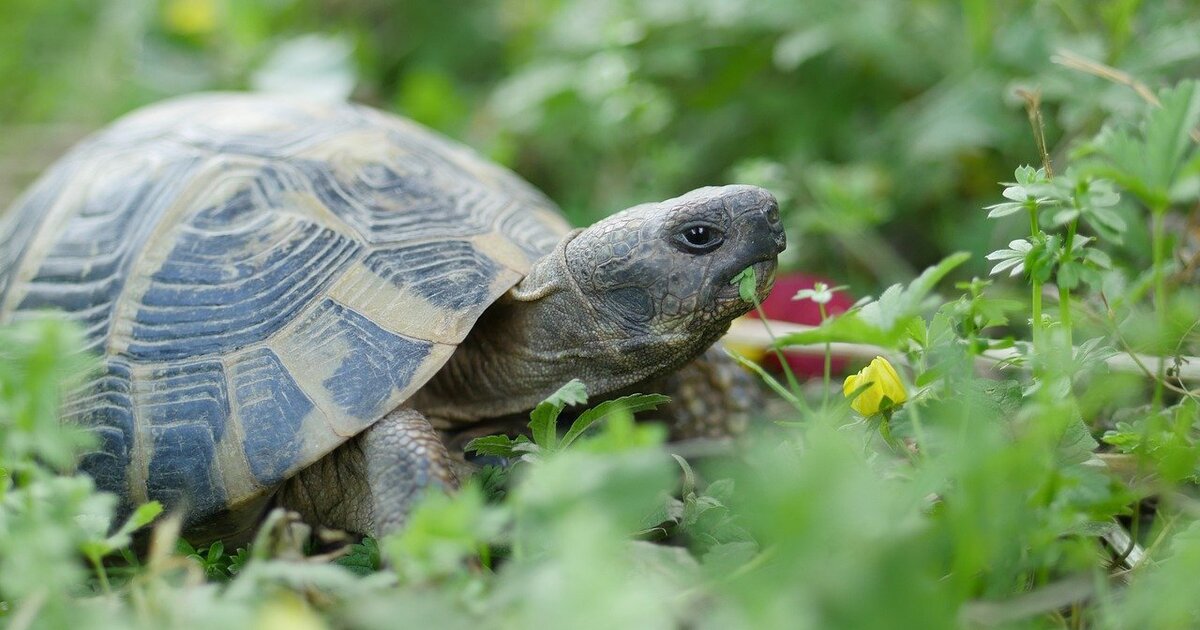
(278, 407, 458, 538)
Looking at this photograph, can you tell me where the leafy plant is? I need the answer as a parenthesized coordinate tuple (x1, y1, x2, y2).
(465, 379, 669, 461)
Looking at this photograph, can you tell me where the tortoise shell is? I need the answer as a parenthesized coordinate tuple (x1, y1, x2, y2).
(0, 93, 571, 521)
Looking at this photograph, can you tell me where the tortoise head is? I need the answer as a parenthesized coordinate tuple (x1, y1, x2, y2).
(427, 185, 786, 419)
(562, 185, 785, 350)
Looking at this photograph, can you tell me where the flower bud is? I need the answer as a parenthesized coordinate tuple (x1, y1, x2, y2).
(842, 356, 907, 416)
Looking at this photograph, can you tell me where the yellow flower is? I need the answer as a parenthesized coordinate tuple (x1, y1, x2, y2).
(842, 356, 907, 416)
(163, 0, 217, 37)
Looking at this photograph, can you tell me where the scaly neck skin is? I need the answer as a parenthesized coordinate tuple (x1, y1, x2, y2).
(413, 237, 724, 422)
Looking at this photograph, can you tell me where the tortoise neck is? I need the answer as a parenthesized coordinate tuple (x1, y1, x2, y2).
(413, 242, 712, 421)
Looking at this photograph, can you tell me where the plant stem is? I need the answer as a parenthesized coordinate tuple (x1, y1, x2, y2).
(819, 302, 831, 405)
(1019, 88, 1053, 376)
(1019, 89, 1055, 178)
(1029, 206, 1044, 368)
(89, 554, 111, 594)
(1150, 209, 1168, 409)
(905, 393, 928, 459)
(753, 300, 803, 398)
(1059, 221, 1076, 348)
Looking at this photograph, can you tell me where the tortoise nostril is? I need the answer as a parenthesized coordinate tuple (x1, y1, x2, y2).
(759, 203, 786, 252)
(763, 203, 780, 226)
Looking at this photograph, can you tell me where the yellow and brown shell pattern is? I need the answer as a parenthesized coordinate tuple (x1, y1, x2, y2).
(0, 93, 570, 523)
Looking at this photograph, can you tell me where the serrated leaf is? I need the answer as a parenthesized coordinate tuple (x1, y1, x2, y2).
(559, 393, 670, 449)
(527, 379, 589, 450)
(465, 434, 523, 458)
(334, 537, 381, 576)
(1057, 419, 1100, 465)
(1082, 80, 1200, 209)
(859, 252, 970, 332)
(780, 253, 969, 351)
(1144, 80, 1200, 199)
(543, 378, 588, 408)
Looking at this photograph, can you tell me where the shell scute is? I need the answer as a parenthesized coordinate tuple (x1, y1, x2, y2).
(363, 240, 501, 311)
(66, 359, 136, 498)
(291, 299, 434, 423)
(142, 363, 230, 516)
(229, 347, 313, 485)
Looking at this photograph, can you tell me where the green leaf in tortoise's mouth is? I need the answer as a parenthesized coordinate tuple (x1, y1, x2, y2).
(722, 260, 777, 303)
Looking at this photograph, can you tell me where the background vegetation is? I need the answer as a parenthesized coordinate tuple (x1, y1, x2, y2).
(2, 0, 1200, 628)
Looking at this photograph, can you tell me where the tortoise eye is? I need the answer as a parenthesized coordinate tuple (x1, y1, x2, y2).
(674, 224, 724, 254)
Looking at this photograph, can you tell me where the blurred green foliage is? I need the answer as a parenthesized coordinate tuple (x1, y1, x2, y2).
(4, 1, 1200, 628)
(3, 0, 1199, 287)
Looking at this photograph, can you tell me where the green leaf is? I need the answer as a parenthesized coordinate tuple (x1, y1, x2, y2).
(542, 378, 589, 408)
(985, 201, 1025, 218)
(383, 483, 505, 583)
(334, 537, 381, 576)
(559, 393, 670, 450)
(731, 266, 757, 303)
(465, 434, 524, 458)
(176, 538, 197, 557)
(860, 252, 970, 331)
(1057, 261, 1081, 290)
(1057, 420, 1100, 465)
(1081, 80, 1200, 209)
(103, 500, 163, 554)
(528, 404, 560, 450)
(986, 239, 1031, 276)
(1144, 80, 1200, 200)
(776, 253, 969, 350)
(206, 540, 225, 563)
(528, 379, 589, 451)
(775, 309, 900, 347)
(673, 454, 697, 498)
(474, 464, 511, 502)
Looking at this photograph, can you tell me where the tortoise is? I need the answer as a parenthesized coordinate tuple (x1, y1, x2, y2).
(0, 93, 785, 542)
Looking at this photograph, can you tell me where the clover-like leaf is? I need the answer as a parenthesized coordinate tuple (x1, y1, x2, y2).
(731, 266, 758, 303)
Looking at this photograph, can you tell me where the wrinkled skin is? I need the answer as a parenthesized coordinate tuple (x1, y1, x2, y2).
(415, 184, 785, 420)
(282, 185, 786, 537)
